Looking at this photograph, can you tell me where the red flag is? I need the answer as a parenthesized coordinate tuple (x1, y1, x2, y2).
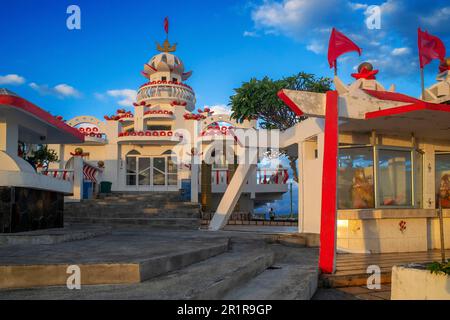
(418, 28, 446, 69)
(327, 28, 362, 69)
(164, 17, 169, 34)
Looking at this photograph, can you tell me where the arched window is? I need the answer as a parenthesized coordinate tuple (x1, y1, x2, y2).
(161, 54, 167, 63)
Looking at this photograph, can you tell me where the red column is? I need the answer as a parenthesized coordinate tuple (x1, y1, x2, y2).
(319, 91, 339, 274)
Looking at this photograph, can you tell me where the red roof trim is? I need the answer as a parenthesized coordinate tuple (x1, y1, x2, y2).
(0, 94, 84, 141)
(362, 89, 421, 104)
(277, 89, 304, 116)
(365, 102, 450, 119)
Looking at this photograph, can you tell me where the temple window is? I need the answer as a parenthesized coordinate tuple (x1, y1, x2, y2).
(338, 146, 423, 209)
(338, 147, 374, 209)
(377, 149, 412, 207)
(161, 76, 167, 82)
(435, 153, 450, 208)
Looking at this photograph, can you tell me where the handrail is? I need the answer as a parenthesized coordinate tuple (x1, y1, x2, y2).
(41, 169, 74, 181)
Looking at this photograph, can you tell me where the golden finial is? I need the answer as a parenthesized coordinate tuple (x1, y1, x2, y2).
(156, 39, 177, 53)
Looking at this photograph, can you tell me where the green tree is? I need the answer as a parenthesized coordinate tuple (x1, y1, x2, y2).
(229, 72, 332, 182)
(27, 145, 59, 170)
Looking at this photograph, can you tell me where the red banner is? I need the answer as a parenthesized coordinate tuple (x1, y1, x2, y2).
(418, 28, 446, 69)
(328, 28, 362, 69)
(164, 17, 169, 34)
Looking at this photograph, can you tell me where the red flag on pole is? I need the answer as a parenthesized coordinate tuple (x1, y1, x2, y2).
(327, 28, 362, 71)
(417, 28, 446, 68)
(164, 17, 169, 34)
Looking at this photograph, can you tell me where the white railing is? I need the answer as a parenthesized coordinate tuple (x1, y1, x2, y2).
(211, 168, 289, 185)
(257, 168, 289, 185)
(211, 168, 230, 185)
(41, 169, 74, 182)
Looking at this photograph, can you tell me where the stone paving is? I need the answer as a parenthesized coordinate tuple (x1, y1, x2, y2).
(0, 226, 320, 300)
(313, 284, 391, 300)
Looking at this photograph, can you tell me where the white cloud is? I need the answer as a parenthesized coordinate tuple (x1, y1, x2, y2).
(391, 47, 410, 56)
(205, 104, 231, 115)
(306, 41, 325, 54)
(251, 0, 338, 39)
(29, 82, 80, 98)
(243, 30, 259, 37)
(348, 2, 368, 10)
(107, 89, 137, 107)
(0, 74, 26, 85)
(420, 6, 450, 27)
(54, 84, 80, 97)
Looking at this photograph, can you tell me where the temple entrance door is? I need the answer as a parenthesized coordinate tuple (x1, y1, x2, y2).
(152, 157, 167, 187)
(129, 156, 176, 190)
(137, 157, 151, 187)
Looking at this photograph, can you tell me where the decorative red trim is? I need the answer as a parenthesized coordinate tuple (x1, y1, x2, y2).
(362, 89, 421, 104)
(0, 94, 84, 141)
(319, 91, 339, 274)
(277, 89, 304, 116)
(365, 102, 450, 119)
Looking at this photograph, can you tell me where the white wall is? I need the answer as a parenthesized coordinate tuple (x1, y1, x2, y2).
(300, 133, 324, 234)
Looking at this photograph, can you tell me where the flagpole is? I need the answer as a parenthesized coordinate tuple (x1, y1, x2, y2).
(334, 60, 337, 76)
(420, 67, 425, 99)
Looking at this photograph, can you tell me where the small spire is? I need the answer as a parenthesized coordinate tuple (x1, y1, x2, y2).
(156, 39, 177, 53)
(156, 17, 176, 52)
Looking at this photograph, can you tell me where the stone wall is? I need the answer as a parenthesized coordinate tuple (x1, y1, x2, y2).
(0, 187, 63, 233)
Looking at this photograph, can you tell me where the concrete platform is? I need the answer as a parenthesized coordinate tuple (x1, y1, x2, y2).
(0, 227, 320, 299)
(0, 229, 230, 289)
(0, 225, 111, 245)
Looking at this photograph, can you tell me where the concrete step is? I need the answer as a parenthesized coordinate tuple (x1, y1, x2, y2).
(223, 265, 318, 300)
(64, 208, 200, 219)
(65, 217, 201, 229)
(0, 225, 111, 246)
(223, 245, 319, 300)
(0, 241, 275, 299)
(0, 237, 230, 290)
(66, 201, 199, 209)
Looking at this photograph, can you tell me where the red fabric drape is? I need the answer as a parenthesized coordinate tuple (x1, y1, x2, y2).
(327, 28, 362, 69)
(418, 28, 446, 69)
(164, 17, 169, 34)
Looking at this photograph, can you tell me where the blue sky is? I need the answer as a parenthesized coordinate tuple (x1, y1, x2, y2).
(1, 0, 450, 120)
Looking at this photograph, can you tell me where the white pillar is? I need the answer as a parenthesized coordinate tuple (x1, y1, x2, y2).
(298, 142, 304, 233)
(423, 144, 435, 209)
(0, 122, 19, 155)
(191, 158, 199, 203)
(70, 156, 84, 201)
(209, 150, 257, 231)
(134, 105, 145, 132)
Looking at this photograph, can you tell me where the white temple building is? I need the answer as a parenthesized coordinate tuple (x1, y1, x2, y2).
(49, 37, 289, 214)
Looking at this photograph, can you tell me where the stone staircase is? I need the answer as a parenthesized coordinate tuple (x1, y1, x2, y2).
(0, 233, 319, 300)
(64, 192, 201, 229)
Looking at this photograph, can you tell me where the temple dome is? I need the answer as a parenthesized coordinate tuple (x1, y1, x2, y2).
(147, 52, 184, 73)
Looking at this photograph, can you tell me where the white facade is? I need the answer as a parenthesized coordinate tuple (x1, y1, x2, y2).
(51, 40, 289, 212)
